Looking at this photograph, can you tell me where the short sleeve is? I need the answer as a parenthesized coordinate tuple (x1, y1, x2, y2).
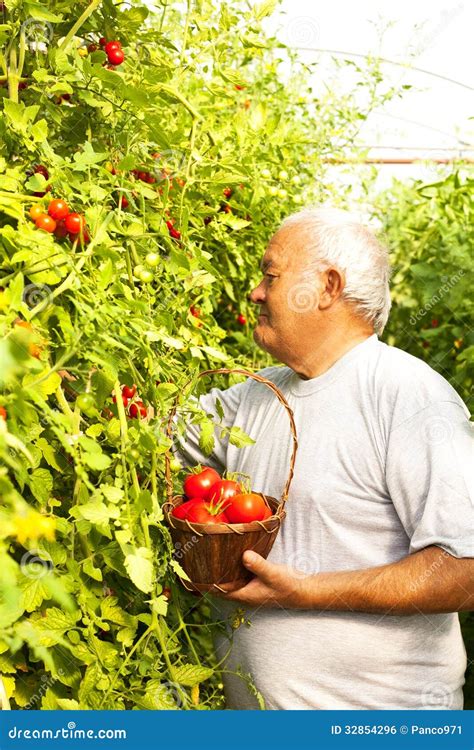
(385, 400, 474, 558)
(172, 379, 249, 474)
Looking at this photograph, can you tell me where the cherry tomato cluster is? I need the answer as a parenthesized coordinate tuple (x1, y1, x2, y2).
(29, 198, 88, 242)
(166, 218, 181, 239)
(171, 466, 273, 524)
(113, 384, 147, 419)
(100, 38, 125, 67)
(131, 168, 156, 184)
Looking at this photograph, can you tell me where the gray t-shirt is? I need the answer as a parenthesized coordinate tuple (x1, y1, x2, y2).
(175, 334, 474, 709)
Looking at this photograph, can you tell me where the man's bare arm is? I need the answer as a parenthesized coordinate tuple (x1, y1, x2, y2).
(217, 546, 474, 614)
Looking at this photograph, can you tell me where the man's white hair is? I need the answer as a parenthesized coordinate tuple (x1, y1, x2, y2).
(281, 206, 392, 335)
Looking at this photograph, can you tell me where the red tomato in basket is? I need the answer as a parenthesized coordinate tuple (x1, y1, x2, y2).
(183, 467, 220, 500)
(171, 498, 200, 520)
(208, 479, 241, 505)
(261, 505, 273, 520)
(186, 502, 229, 524)
(225, 493, 267, 523)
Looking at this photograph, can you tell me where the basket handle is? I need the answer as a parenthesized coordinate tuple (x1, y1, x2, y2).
(164, 368, 298, 516)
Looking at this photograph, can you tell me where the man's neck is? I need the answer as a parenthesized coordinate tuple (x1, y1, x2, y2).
(292, 329, 375, 380)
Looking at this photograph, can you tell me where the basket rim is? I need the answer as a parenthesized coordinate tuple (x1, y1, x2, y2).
(163, 493, 284, 535)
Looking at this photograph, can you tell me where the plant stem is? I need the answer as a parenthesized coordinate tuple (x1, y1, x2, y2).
(59, 0, 102, 51)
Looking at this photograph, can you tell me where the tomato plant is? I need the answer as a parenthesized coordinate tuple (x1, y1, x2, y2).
(0, 0, 397, 711)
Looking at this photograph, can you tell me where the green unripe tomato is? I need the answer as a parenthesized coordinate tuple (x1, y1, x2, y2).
(261, 168, 272, 179)
(277, 188, 288, 198)
(77, 393, 96, 415)
(138, 269, 154, 283)
(278, 169, 289, 181)
(133, 264, 145, 278)
(130, 448, 140, 460)
(293, 194, 303, 204)
(268, 185, 278, 197)
(169, 457, 182, 472)
(291, 174, 302, 185)
(145, 252, 160, 267)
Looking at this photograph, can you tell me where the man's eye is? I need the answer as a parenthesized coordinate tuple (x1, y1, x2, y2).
(265, 273, 277, 280)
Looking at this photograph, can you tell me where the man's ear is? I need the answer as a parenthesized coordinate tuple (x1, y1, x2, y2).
(318, 268, 345, 310)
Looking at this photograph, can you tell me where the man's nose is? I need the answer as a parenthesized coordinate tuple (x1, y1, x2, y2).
(249, 281, 265, 304)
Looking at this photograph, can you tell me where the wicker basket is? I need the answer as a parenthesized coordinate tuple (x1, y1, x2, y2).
(163, 368, 298, 594)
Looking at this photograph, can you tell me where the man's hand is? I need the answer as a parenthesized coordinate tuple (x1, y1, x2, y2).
(214, 551, 311, 609)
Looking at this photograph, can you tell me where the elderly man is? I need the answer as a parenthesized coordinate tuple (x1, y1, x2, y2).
(176, 207, 474, 710)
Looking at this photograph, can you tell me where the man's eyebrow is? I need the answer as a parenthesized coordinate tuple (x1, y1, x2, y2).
(260, 258, 275, 272)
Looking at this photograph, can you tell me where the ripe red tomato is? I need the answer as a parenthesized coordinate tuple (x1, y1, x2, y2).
(186, 502, 229, 524)
(33, 164, 49, 180)
(190, 305, 200, 318)
(121, 384, 136, 399)
(29, 204, 43, 221)
(183, 467, 221, 500)
(237, 313, 247, 325)
(261, 505, 273, 520)
(108, 48, 125, 65)
(99, 37, 107, 47)
(105, 40, 121, 55)
(129, 401, 147, 419)
(48, 198, 69, 220)
(223, 187, 233, 198)
(0, 406, 6, 420)
(35, 214, 56, 233)
(171, 498, 200, 520)
(208, 479, 241, 505)
(64, 212, 85, 234)
(225, 493, 267, 523)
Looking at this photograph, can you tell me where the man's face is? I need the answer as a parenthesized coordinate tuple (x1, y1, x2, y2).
(249, 225, 324, 362)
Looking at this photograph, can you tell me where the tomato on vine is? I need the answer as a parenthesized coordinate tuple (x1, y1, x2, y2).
(48, 199, 69, 220)
(108, 48, 125, 66)
(35, 214, 56, 233)
(29, 204, 44, 221)
(64, 213, 85, 234)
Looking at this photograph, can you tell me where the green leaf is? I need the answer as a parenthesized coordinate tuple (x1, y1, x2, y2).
(253, 0, 278, 19)
(170, 663, 213, 687)
(25, 3, 63, 22)
(36, 437, 63, 472)
(228, 426, 255, 449)
(198, 418, 215, 456)
(215, 397, 224, 421)
(29, 607, 80, 647)
(83, 558, 103, 582)
(28, 468, 53, 504)
(124, 548, 154, 593)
